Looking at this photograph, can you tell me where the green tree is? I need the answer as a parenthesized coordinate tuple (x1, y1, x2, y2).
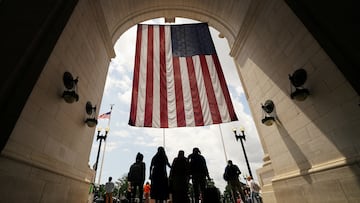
(115, 174, 129, 199)
(223, 184, 233, 203)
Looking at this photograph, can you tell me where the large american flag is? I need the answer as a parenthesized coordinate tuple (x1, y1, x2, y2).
(129, 23, 238, 128)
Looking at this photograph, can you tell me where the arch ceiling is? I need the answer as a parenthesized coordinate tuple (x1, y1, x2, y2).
(96, 0, 360, 95)
(98, 0, 252, 48)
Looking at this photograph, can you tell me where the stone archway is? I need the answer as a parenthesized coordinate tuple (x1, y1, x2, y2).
(1, 0, 359, 202)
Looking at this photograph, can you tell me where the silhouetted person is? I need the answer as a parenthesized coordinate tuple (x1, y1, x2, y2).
(105, 176, 115, 203)
(188, 147, 211, 203)
(223, 160, 244, 203)
(149, 146, 171, 203)
(128, 152, 146, 203)
(169, 150, 190, 203)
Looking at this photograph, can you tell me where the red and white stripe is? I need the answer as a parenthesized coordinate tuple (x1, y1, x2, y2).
(129, 24, 237, 128)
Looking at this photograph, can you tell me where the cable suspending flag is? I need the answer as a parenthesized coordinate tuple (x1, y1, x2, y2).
(129, 23, 238, 128)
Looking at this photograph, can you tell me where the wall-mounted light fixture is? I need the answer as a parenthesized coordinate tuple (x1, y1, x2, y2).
(85, 101, 98, 127)
(289, 68, 309, 101)
(62, 71, 79, 103)
(261, 100, 275, 126)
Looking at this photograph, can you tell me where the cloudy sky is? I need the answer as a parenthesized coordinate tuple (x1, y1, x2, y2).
(88, 18, 264, 192)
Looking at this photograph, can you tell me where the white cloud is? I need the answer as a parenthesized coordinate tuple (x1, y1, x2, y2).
(111, 129, 130, 138)
(235, 85, 245, 96)
(117, 89, 132, 106)
(104, 141, 120, 152)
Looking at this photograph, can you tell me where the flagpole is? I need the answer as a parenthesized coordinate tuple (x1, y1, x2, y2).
(163, 128, 165, 148)
(97, 104, 114, 185)
(219, 124, 228, 162)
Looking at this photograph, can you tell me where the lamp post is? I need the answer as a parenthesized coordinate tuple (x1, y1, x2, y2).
(233, 127, 253, 178)
(94, 127, 109, 175)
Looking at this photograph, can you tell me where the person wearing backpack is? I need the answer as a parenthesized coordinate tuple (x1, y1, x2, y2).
(128, 152, 146, 203)
(247, 176, 262, 203)
(223, 160, 245, 203)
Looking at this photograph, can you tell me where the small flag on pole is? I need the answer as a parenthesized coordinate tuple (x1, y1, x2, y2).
(98, 111, 111, 119)
(129, 23, 238, 128)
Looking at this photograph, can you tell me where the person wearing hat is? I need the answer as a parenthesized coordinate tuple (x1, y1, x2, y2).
(128, 152, 146, 203)
(223, 160, 244, 203)
(188, 147, 211, 203)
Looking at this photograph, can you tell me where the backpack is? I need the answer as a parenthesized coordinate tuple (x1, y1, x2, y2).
(223, 171, 229, 181)
(253, 182, 261, 192)
(223, 165, 240, 181)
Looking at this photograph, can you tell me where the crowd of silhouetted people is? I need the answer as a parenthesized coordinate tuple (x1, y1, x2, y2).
(125, 146, 214, 203)
(99, 146, 262, 203)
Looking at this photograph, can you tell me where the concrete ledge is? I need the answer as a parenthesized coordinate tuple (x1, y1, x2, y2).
(272, 156, 360, 182)
(1, 148, 94, 184)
